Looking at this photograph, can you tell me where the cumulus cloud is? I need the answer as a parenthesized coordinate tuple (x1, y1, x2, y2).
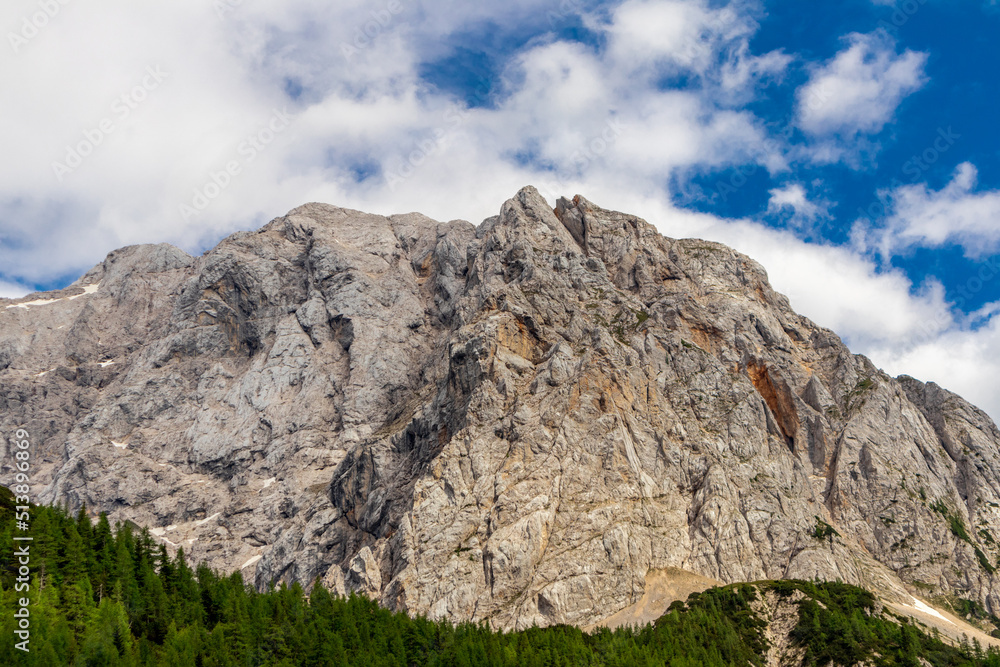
(0, 280, 30, 300)
(876, 162, 1000, 258)
(0, 0, 791, 288)
(603, 0, 790, 101)
(605, 0, 747, 65)
(868, 301, 1000, 426)
(766, 183, 830, 226)
(796, 31, 927, 138)
(605, 0, 758, 75)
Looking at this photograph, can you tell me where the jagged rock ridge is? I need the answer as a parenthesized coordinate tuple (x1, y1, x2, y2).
(2, 187, 1000, 630)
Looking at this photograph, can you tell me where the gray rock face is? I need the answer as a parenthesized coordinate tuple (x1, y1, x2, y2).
(3, 187, 1000, 630)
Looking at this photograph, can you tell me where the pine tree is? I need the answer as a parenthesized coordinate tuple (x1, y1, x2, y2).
(93, 512, 116, 602)
(59, 523, 95, 641)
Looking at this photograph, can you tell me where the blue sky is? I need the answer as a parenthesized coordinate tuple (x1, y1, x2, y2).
(1, 0, 999, 420)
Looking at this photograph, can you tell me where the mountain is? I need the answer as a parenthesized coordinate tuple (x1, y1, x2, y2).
(3, 187, 1000, 631)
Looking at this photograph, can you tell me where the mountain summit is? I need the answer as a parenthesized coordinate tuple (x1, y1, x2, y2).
(3, 187, 999, 630)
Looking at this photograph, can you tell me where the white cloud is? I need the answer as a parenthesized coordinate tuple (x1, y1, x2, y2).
(604, 0, 790, 100)
(877, 162, 1000, 258)
(796, 31, 927, 138)
(868, 302, 1000, 425)
(606, 0, 749, 72)
(0, 0, 791, 286)
(0, 280, 30, 300)
(766, 183, 829, 225)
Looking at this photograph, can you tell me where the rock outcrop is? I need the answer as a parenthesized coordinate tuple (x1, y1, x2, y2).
(3, 187, 1000, 630)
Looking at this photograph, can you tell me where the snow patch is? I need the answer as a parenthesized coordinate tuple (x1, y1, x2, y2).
(67, 283, 101, 300)
(7, 297, 60, 309)
(195, 512, 220, 527)
(99, 360, 115, 368)
(34, 368, 55, 377)
(240, 554, 262, 570)
(911, 598, 954, 625)
(6, 283, 101, 310)
(112, 441, 128, 449)
(262, 477, 276, 490)
(149, 526, 178, 546)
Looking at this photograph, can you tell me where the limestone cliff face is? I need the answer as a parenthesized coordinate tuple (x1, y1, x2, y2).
(3, 187, 1000, 630)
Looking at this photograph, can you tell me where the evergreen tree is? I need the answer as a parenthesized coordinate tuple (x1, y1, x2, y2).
(4, 488, 1000, 666)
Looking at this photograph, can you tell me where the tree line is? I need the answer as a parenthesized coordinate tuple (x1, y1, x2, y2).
(2, 485, 999, 665)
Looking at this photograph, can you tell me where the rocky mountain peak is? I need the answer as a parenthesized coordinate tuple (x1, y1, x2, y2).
(2, 188, 1000, 630)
